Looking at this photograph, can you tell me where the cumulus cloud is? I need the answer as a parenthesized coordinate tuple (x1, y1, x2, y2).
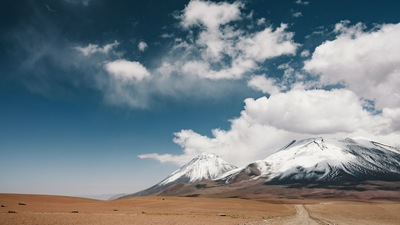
(247, 75, 281, 94)
(179, 0, 242, 62)
(181, 0, 242, 31)
(105, 59, 150, 82)
(244, 89, 374, 134)
(139, 88, 400, 166)
(137, 41, 148, 52)
(75, 41, 119, 56)
(161, 1, 298, 80)
(237, 24, 298, 62)
(304, 22, 400, 109)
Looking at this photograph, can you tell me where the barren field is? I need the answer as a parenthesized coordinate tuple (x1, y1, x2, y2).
(1, 194, 399, 225)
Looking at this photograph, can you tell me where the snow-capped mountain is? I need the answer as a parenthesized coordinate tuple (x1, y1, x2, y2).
(122, 153, 237, 197)
(221, 137, 400, 184)
(158, 153, 238, 186)
(120, 137, 400, 199)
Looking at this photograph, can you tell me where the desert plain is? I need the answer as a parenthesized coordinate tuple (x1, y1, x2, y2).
(1, 193, 400, 225)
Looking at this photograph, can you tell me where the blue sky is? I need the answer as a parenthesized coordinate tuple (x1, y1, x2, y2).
(1, 0, 400, 197)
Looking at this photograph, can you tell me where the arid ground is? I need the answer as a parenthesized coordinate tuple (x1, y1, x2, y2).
(1, 194, 400, 225)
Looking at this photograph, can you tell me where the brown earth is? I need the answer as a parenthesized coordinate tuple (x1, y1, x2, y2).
(1, 193, 400, 225)
(155, 180, 400, 202)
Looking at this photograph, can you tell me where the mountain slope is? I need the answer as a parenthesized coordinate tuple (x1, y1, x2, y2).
(220, 137, 400, 184)
(121, 137, 400, 199)
(122, 153, 237, 197)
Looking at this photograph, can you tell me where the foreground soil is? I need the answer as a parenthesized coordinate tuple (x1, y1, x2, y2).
(1, 194, 400, 225)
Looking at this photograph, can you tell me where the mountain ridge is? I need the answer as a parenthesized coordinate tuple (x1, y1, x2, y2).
(121, 137, 400, 199)
(220, 137, 400, 184)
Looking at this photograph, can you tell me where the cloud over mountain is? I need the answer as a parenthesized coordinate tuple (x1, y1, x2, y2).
(141, 88, 400, 166)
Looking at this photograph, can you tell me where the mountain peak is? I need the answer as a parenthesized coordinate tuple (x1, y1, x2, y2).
(280, 137, 327, 151)
(157, 153, 237, 186)
(226, 137, 400, 184)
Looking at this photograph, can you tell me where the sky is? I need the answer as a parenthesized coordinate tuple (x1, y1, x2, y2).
(1, 0, 400, 198)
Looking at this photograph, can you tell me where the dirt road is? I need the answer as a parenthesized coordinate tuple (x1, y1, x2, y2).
(248, 204, 321, 225)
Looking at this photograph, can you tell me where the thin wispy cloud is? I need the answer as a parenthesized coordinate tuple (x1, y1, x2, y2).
(75, 41, 119, 56)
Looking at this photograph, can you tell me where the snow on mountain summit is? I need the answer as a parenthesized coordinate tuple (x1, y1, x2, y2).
(125, 137, 400, 199)
(124, 152, 238, 197)
(268, 137, 354, 173)
(220, 137, 400, 184)
(157, 152, 237, 186)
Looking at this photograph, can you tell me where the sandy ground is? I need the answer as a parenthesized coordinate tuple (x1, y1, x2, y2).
(1, 194, 400, 225)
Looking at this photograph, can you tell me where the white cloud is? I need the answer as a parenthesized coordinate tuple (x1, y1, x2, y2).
(105, 59, 150, 82)
(244, 89, 374, 134)
(276, 63, 311, 91)
(247, 75, 281, 94)
(138, 153, 192, 165)
(75, 41, 119, 56)
(292, 12, 303, 18)
(237, 24, 298, 62)
(209, 57, 256, 80)
(138, 41, 148, 52)
(304, 22, 400, 109)
(180, 1, 242, 62)
(300, 49, 310, 57)
(139, 89, 400, 166)
(160, 1, 299, 80)
(381, 108, 400, 132)
(181, 0, 242, 31)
